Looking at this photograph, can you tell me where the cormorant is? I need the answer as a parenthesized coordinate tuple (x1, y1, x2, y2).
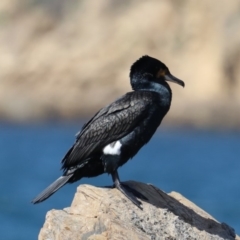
(32, 55, 184, 208)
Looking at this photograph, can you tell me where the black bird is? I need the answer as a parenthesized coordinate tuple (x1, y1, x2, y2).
(32, 55, 184, 208)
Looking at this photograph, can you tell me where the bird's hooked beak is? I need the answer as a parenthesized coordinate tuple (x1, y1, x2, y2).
(164, 73, 185, 87)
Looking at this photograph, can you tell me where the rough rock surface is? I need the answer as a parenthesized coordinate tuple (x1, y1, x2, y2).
(39, 181, 239, 240)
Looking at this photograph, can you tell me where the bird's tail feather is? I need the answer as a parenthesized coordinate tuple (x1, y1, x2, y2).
(31, 175, 73, 204)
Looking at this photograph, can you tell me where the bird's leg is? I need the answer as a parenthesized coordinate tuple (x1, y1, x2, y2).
(111, 170, 142, 209)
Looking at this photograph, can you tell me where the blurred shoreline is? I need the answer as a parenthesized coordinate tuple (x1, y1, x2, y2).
(0, 0, 240, 128)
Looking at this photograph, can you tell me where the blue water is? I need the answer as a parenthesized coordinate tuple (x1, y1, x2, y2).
(0, 123, 239, 239)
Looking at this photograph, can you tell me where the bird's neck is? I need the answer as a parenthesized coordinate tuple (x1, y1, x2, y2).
(131, 77, 172, 107)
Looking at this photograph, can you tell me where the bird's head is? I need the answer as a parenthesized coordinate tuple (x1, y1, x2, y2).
(130, 55, 185, 91)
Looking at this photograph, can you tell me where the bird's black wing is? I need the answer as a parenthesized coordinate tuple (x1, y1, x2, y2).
(61, 91, 156, 169)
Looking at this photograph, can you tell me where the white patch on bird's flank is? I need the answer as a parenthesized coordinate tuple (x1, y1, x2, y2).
(103, 141, 122, 155)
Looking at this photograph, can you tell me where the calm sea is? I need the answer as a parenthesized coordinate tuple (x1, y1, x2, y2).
(0, 123, 239, 239)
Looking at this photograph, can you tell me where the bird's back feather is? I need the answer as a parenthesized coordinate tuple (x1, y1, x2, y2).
(61, 91, 161, 170)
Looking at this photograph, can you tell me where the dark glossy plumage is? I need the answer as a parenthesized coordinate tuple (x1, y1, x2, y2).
(63, 91, 166, 170)
(32, 55, 184, 207)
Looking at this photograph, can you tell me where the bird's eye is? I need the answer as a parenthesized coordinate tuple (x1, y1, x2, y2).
(156, 69, 166, 78)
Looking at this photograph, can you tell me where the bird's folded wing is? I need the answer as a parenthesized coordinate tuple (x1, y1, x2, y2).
(61, 91, 155, 169)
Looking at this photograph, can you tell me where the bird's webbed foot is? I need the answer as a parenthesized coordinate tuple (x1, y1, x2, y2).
(111, 171, 142, 209)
